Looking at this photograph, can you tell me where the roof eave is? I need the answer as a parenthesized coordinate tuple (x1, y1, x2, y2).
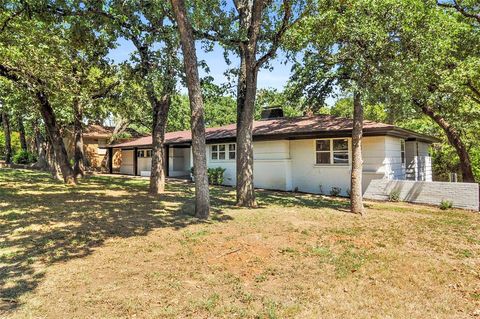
(105, 126, 439, 149)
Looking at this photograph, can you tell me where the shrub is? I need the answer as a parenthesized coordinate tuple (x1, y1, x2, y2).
(389, 190, 401, 202)
(12, 150, 37, 165)
(330, 187, 341, 197)
(439, 200, 453, 210)
(207, 167, 226, 185)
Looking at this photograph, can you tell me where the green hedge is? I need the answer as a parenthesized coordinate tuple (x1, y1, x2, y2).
(191, 166, 226, 185)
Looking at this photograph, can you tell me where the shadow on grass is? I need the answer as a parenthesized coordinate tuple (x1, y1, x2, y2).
(0, 169, 350, 312)
(0, 169, 231, 312)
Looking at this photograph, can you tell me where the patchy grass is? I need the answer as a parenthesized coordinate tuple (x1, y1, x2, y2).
(0, 168, 479, 318)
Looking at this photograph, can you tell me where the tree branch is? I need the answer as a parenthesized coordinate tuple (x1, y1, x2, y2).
(91, 81, 120, 100)
(437, 0, 480, 23)
(0, 6, 25, 34)
(193, 29, 242, 46)
(466, 80, 480, 101)
(255, 0, 296, 69)
(0, 64, 22, 83)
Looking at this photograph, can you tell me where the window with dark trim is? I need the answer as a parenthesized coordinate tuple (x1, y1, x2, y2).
(315, 139, 349, 165)
(401, 140, 405, 165)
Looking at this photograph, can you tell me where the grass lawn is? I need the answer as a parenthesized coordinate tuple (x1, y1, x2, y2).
(0, 168, 479, 318)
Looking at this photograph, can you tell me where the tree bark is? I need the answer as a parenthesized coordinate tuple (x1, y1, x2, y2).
(2, 110, 12, 164)
(110, 118, 130, 143)
(132, 37, 175, 195)
(33, 121, 48, 169)
(149, 96, 170, 194)
(36, 90, 76, 184)
(236, 51, 258, 207)
(417, 101, 475, 183)
(172, 0, 210, 218)
(234, 0, 264, 208)
(127, 19, 175, 195)
(351, 92, 365, 215)
(46, 139, 62, 180)
(72, 97, 85, 178)
(17, 115, 27, 151)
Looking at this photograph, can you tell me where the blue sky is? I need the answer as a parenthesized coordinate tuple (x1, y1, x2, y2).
(108, 38, 294, 93)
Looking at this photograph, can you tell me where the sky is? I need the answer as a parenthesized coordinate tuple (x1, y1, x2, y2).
(107, 37, 295, 93)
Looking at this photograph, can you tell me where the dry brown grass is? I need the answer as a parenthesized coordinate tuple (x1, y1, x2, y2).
(0, 168, 479, 318)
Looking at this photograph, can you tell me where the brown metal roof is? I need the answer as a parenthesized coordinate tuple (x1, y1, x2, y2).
(109, 114, 437, 148)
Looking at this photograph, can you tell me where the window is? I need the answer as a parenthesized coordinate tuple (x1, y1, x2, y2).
(211, 143, 236, 161)
(315, 139, 349, 165)
(229, 144, 236, 160)
(315, 140, 330, 164)
(219, 144, 226, 160)
(401, 140, 405, 165)
(137, 150, 152, 158)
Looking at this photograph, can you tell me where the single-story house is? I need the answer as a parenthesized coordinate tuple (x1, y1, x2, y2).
(105, 114, 437, 196)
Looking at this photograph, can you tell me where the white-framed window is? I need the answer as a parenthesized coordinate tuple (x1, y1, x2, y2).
(211, 143, 236, 161)
(401, 140, 405, 165)
(228, 144, 236, 160)
(315, 138, 349, 165)
(137, 149, 152, 158)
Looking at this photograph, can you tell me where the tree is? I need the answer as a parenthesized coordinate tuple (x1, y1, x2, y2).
(0, 63, 76, 183)
(86, 1, 180, 194)
(385, 0, 479, 182)
(191, 0, 308, 207)
(285, 0, 403, 214)
(0, 3, 87, 184)
(171, 0, 210, 218)
(351, 92, 364, 215)
(437, 0, 480, 24)
(287, 0, 479, 186)
(16, 115, 27, 151)
(1, 106, 12, 164)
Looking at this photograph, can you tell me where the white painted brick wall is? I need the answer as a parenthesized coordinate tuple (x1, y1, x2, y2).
(364, 179, 479, 211)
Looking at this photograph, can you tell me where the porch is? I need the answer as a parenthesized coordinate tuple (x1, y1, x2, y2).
(106, 144, 192, 178)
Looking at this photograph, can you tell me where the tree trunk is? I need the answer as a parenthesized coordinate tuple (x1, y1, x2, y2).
(418, 101, 475, 182)
(351, 92, 364, 215)
(33, 121, 48, 169)
(72, 97, 85, 178)
(17, 116, 27, 151)
(149, 96, 170, 194)
(129, 26, 175, 195)
(236, 51, 258, 207)
(2, 110, 12, 164)
(172, 0, 210, 218)
(110, 118, 130, 144)
(35, 90, 76, 184)
(46, 139, 62, 180)
(234, 0, 263, 207)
